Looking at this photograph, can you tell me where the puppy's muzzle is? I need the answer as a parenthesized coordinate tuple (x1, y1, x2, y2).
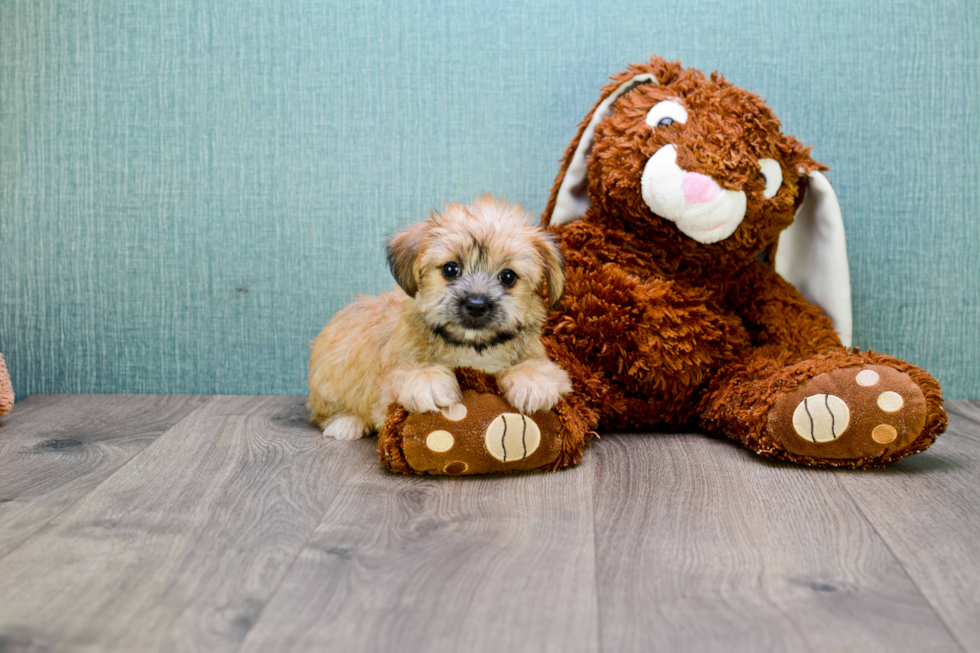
(640, 144, 747, 245)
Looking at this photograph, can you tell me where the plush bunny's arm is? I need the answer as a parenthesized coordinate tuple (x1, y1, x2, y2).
(727, 261, 843, 359)
(547, 257, 751, 402)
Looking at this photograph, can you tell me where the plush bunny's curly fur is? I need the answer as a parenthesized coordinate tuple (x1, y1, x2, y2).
(537, 56, 945, 466)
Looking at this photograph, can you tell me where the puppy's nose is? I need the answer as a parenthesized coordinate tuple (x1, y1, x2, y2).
(682, 172, 720, 204)
(463, 296, 490, 318)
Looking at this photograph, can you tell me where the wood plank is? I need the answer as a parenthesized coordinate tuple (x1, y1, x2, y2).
(237, 454, 599, 652)
(836, 400, 980, 651)
(0, 395, 362, 653)
(0, 393, 207, 558)
(592, 432, 962, 653)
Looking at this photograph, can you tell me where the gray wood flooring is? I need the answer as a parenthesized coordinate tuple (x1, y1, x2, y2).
(0, 395, 978, 653)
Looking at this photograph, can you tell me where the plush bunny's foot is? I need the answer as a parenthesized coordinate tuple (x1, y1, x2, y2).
(380, 390, 564, 475)
(767, 364, 931, 463)
(378, 364, 596, 476)
(701, 350, 945, 468)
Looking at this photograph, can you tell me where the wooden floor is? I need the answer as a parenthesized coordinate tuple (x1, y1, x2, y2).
(0, 396, 978, 652)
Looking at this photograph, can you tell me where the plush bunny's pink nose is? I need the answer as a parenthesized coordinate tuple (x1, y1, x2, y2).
(682, 172, 720, 204)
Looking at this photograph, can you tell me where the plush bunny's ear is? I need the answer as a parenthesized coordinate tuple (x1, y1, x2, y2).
(543, 73, 657, 226)
(774, 171, 853, 347)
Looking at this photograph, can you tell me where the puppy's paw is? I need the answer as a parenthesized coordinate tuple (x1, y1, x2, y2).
(497, 359, 573, 414)
(393, 367, 462, 414)
(322, 414, 370, 440)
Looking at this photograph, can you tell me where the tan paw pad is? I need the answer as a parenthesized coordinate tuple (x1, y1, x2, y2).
(877, 391, 904, 413)
(792, 394, 850, 443)
(425, 430, 454, 452)
(485, 413, 541, 462)
(872, 424, 898, 444)
(855, 369, 880, 386)
(441, 403, 468, 421)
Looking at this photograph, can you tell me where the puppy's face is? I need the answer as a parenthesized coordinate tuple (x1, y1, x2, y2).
(387, 197, 564, 350)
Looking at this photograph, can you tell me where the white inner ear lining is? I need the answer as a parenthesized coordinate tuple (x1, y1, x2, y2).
(774, 171, 852, 347)
(550, 74, 658, 226)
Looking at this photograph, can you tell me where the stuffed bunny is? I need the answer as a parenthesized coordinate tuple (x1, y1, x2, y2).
(381, 56, 946, 473)
(0, 353, 13, 420)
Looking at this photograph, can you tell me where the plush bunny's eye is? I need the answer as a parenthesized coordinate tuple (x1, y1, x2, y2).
(758, 159, 783, 199)
(645, 101, 688, 129)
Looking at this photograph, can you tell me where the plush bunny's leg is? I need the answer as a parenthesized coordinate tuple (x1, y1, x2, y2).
(698, 348, 946, 467)
(378, 369, 591, 475)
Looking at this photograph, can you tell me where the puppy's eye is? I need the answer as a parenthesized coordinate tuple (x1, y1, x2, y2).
(498, 269, 518, 288)
(758, 158, 783, 199)
(645, 101, 688, 129)
(441, 262, 461, 279)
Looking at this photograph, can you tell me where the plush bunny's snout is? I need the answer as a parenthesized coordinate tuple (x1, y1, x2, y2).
(640, 144, 748, 245)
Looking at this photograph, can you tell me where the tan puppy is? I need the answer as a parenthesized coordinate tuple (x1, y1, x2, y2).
(308, 197, 573, 440)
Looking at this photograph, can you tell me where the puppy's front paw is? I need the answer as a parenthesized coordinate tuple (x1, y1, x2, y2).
(393, 367, 462, 414)
(498, 359, 573, 414)
(322, 414, 370, 440)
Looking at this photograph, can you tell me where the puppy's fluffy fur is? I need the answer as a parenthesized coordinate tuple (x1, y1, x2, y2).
(308, 197, 573, 440)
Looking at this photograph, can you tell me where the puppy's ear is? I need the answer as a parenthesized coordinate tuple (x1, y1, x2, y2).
(536, 231, 566, 310)
(386, 222, 428, 297)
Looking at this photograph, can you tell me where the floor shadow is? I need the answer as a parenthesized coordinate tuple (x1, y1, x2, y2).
(614, 429, 969, 476)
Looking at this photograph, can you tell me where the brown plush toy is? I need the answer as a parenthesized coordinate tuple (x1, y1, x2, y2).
(380, 56, 946, 474)
(379, 368, 591, 475)
(0, 353, 13, 420)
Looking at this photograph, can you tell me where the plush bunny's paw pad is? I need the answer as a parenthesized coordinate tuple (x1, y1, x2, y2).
(397, 390, 562, 475)
(768, 365, 927, 461)
(484, 413, 541, 462)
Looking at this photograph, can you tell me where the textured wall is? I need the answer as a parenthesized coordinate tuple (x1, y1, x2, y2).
(1, 0, 978, 399)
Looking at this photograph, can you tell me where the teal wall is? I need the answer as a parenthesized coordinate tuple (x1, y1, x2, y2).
(1, 0, 978, 399)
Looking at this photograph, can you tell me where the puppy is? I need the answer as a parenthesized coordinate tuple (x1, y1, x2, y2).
(308, 196, 573, 440)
